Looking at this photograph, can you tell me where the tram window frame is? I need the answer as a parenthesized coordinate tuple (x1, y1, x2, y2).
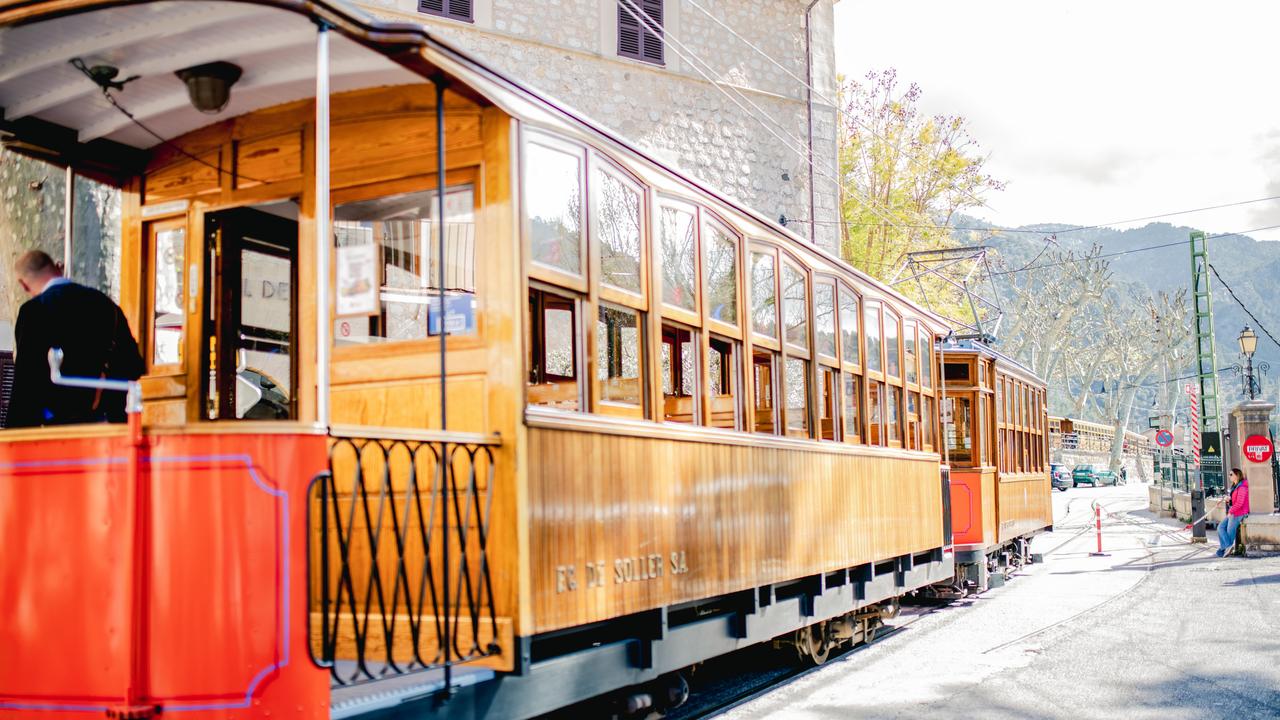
(779, 257, 812, 438)
(818, 366, 838, 440)
(836, 283, 863, 445)
(903, 319, 918, 387)
(702, 215, 742, 336)
(656, 198, 701, 326)
(527, 286, 583, 411)
(883, 307, 901, 381)
(784, 356, 812, 439)
(814, 279, 837, 361)
(920, 327, 933, 390)
(594, 302, 646, 418)
(946, 393, 975, 466)
(660, 322, 699, 424)
(906, 390, 921, 450)
(524, 132, 589, 291)
(922, 394, 935, 450)
(864, 301, 883, 377)
(842, 372, 861, 443)
(146, 217, 188, 373)
(749, 246, 779, 343)
(707, 335, 741, 430)
(886, 384, 902, 447)
(837, 283, 861, 370)
(867, 380, 885, 447)
(591, 154, 648, 306)
(751, 349, 780, 435)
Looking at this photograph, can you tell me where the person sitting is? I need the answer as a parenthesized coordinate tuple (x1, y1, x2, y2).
(1215, 468, 1250, 558)
(5, 250, 144, 427)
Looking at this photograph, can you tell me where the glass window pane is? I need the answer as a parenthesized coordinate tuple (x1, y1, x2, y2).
(839, 287, 859, 366)
(887, 385, 901, 442)
(921, 329, 933, 388)
(526, 141, 582, 275)
(783, 265, 808, 350)
(594, 165, 642, 293)
(527, 290, 580, 410)
(662, 325, 696, 423)
(750, 251, 777, 338)
(704, 223, 737, 325)
(843, 373, 860, 440)
(0, 150, 66, 346)
(660, 206, 697, 311)
(904, 320, 917, 384)
(72, 173, 122, 303)
(923, 395, 935, 447)
(753, 351, 777, 433)
(864, 304, 882, 373)
(947, 396, 973, 464)
(868, 381, 883, 445)
(597, 305, 642, 405)
(334, 186, 476, 344)
(785, 357, 809, 435)
(152, 226, 185, 365)
(709, 337, 738, 429)
(885, 310, 900, 378)
(545, 305, 574, 377)
(815, 283, 836, 358)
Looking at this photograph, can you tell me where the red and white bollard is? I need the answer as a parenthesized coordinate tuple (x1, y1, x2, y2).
(1089, 500, 1109, 557)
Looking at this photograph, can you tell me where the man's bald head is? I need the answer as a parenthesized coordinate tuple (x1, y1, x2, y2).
(14, 250, 62, 297)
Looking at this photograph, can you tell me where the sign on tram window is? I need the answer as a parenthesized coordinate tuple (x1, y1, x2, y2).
(152, 225, 185, 366)
(335, 241, 378, 317)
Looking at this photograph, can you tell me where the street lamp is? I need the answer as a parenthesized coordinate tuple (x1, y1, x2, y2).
(1232, 325, 1269, 400)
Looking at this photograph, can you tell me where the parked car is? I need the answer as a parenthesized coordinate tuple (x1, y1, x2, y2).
(1072, 465, 1097, 487)
(1050, 463, 1070, 492)
(1094, 470, 1119, 487)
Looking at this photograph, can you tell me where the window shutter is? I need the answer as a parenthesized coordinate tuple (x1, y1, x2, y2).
(618, 2, 642, 59)
(419, 0, 444, 13)
(448, 0, 473, 20)
(640, 0, 664, 64)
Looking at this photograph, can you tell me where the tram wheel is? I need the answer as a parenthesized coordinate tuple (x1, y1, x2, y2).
(795, 622, 832, 666)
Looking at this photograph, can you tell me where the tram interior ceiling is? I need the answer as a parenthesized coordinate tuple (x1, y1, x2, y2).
(0, 2, 1051, 719)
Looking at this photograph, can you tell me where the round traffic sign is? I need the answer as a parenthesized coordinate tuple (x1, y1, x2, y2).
(1155, 429, 1174, 448)
(1243, 434, 1274, 464)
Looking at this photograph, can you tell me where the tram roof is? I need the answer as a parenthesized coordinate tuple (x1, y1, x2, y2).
(0, 0, 950, 324)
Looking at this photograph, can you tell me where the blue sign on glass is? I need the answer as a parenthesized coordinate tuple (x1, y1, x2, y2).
(428, 294, 476, 336)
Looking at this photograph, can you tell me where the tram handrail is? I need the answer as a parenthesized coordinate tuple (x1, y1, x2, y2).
(48, 347, 141, 414)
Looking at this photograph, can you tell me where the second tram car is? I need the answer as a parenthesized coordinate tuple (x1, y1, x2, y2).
(941, 340, 1053, 591)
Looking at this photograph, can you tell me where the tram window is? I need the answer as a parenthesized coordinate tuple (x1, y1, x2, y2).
(867, 381, 884, 446)
(703, 221, 738, 326)
(843, 374, 861, 442)
(906, 391, 920, 450)
(660, 205, 697, 313)
(887, 385, 901, 444)
(334, 185, 476, 344)
(783, 264, 808, 351)
(593, 162, 643, 295)
(819, 367, 837, 440)
(884, 310, 900, 378)
(981, 395, 994, 466)
(597, 305, 643, 407)
(864, 304, 882, 374)
(752, 350, 779, 434)
(944, 361, 968, 382)
(73, 173, 123, 303)
(996, 378, 1004, 425)
(922, 395, 935, 449)
(946, 396, 973, 465)
(528, 289, 580, 410)
(150, 223, 186, 366)
(920, 330, 933, 388)
(784, 358, 810, 438)
(750, 251, 777, 338)
(904, 320, 918, 385)
(526, 140, 583, 276)
(814, 282, 836, 359)
(838, 285, 859, 366)
(661, 324, 697, 423)
(708, 336, 740, 429)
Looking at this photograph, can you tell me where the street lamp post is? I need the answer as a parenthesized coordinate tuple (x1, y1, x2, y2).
(1232, 325, 1269, 400)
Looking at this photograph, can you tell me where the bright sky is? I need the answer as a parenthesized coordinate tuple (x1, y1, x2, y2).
(833, 1, 1280, 240)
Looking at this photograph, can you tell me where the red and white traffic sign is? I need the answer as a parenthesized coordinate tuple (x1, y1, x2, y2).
(1155, 429, 1174, 448)
(1243, 434, 1274, 464)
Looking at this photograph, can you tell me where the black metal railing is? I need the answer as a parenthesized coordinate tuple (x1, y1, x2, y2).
(309, 431, 501, 686)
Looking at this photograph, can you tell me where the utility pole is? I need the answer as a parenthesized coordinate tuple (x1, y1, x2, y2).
(1189, 231, 1224, 541)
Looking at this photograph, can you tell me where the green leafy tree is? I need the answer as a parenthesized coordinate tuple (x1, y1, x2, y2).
(837, 69, 1003, 280)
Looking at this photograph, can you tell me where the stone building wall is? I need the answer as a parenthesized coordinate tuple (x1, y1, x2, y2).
(356, 0, 842, 254)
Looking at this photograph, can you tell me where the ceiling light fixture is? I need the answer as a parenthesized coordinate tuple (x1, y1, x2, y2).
(175, 61, 243, 115)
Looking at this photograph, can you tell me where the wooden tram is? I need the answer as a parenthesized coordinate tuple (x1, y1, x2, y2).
(941, 340, 1053, 590)
(0, 1, 1045, 718)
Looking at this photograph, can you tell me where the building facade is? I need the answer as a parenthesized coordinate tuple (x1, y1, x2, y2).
(358, 0, 842, 254)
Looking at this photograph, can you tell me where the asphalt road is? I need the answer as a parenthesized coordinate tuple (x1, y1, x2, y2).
(719, 483, 1280, 720)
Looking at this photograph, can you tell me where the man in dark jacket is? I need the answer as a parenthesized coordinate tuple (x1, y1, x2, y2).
(6, 250, 144, 427)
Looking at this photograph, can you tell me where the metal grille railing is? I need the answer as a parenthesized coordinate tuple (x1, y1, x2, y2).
(309, 432, 501, 686)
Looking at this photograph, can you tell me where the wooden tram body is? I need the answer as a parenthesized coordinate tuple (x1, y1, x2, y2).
(941, 340, 1052, 589)
(0, 2, 962, 718)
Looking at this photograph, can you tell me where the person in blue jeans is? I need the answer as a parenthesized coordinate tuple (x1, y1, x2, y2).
(1216, 468, 1250, 557)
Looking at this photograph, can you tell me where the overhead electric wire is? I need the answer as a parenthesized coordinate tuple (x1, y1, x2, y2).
(1207, 262, 1280, 351)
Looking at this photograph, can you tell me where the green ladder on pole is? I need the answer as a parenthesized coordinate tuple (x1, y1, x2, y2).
(1189, 230, 1224, 493)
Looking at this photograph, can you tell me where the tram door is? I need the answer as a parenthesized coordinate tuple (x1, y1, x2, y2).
(203, 205, 298, 420)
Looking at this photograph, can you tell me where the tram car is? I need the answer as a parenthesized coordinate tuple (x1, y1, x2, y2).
(940, 339, 1053, 591)
(0, 1, 962, 718)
